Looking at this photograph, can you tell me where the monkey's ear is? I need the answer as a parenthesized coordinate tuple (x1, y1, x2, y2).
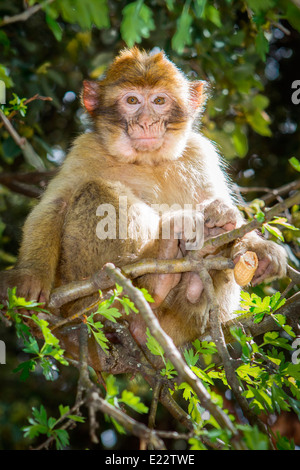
(189, 80, 208, 109)
(81, 80, 100, 115)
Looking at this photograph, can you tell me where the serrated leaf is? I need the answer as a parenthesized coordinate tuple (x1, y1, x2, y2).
(140, 287, 154, 303)
(120, 390, 149, 414)
(96, 304, 122, 322)
(184, 348, 199, 367)
(178, 382, 194, 400)
(146, 328, 165, 359)
(54, 428, 69, 450)
(59, 405, 70, 417)
(32, 405, 48, 427)
(93, 329, 109, 353)
(13, 359, 36, 381)
(105, 374, 119, 399)
(121, 1, 155, 47)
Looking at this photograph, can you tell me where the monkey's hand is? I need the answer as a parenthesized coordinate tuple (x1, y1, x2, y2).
(0, 268, 51, 305)
(203, 199, 241, 238)
(232, 232, 287, 286)
(157, 210, 205, 305)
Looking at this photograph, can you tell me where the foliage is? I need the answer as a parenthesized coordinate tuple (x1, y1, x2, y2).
(85, 284, 140, 353)
(2, 284, 299, 450)
(0, 0, 300, 451)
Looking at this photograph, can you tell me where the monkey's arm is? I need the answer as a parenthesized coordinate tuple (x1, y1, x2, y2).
(0, 156, 84, 303)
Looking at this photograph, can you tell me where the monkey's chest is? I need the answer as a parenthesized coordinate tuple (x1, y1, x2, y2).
(133, 177, 204, 209)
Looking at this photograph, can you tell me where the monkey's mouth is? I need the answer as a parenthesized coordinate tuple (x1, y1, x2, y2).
(130, 136, 164, 151)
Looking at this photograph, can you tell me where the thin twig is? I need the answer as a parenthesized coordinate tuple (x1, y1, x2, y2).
(0, 94, 53, 130)
(0, 0, 54, 27)
(0, 109, 45, 170)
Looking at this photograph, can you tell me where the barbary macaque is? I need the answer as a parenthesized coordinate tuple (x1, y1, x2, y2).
(0, 48, 287, 346)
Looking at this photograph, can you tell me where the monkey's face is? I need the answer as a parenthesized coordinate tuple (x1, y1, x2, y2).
(81, 48, 206, 165)
(118, 89, 172, 152)
(110, 87, 193, 163)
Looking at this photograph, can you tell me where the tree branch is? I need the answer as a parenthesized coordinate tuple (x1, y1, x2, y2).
(0, 109, 45, 170)
(0, 0, 54, 27)
(104, 263, 239, 440)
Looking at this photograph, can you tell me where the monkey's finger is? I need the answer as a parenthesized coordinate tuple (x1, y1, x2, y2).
(38, 291, 48, 305)
(186, 272, 204, 304)
(251, 258, 273, 286)
(152, 273, 182, 308)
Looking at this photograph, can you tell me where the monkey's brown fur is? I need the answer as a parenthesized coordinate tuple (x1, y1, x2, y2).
(0, 48, 287, 345)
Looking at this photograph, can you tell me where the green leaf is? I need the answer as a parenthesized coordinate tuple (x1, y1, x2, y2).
(275, 433, 295, 450)
(32, 405, 48, 427)
(193, 0, 207, 18)
(23, 337, 40, 355)
(254, 211, 265, 223)
(247, 0, 277, 14)
(165, 0, 175, 11)
(105, 374, 119, 399)
(172, 5, 193, 54)
(2, 137, 22, 161)
(192, 339, 218, 356)
(255, 28, 269, 61)
(286, 363, 300, 381)
(263, 331, 292, 350)
(0, 64, 13, 88)
(240, 424, 270, 450)
(191, 365, 214, 385)
(285, 2, 300, 32)
(117, 296, 139, 315)
(161, 359, 177, 378)
(45, 14, 63, 41)
(13, 359, 36, 381)
(140, 287, 154, 303)
(96, 303, 123, 322)
(87, 0, 110, 29)
(40, 357, 58, 381)
(59, 404, 70, 417)
(204, 4, 222, 27)
(263, 223, 284, 241)
(232, 125, 248, 157)
(54, 428, 69, 450)
(120, 390, 149, 414)
(178, 382, 194, 400)
(146, 328, 165, 360)
(121, 1, 155, 47)
(67, 414, 85, 423)
(289, 157, 300, 172)
(184, 348, 199, 367)
(93, 329, 110, 353)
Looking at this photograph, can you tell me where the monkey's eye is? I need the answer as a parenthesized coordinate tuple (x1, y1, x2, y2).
(127, 96, 139, 105)
(153, 96, 166, 105)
